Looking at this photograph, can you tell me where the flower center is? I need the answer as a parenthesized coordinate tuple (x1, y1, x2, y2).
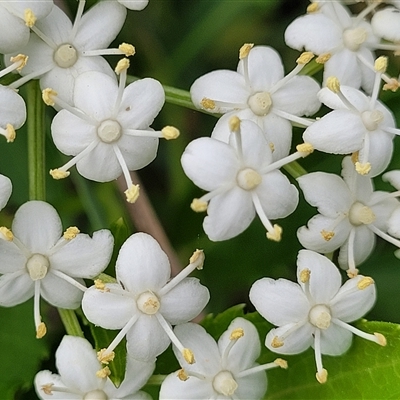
(342, 27, 367, 52)
(54, 43, 78, 68)
(236, 168, 262, 190)
(361, 110, 384, 131)
(213, 370, 238, 396)
(97, 120, 122, 143)
(136, 291, 160, 315)
(83, 390, 108, 400)
(248, 91, 272, 116)
(26, 254, 49, 281)
(309, 304, 331, 329)
(349, 202, 376, 226)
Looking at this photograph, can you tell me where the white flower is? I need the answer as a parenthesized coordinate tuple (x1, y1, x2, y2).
(249, 249, 386, 384)
(285, 1, 379, 92)
(82, 232, 209, 363)
(181, 117, 310, 241)
(6, 0, 129, 104)
(0, 174, 12, 211)
(0, 0, 53, 54)
(160, 317, 286, 400)
(46, 63, 172, 203)
(0, 201, 114, 338)
(35, 335, 154, 400)
(190, 45, 320, 161)
(303, 69, 399, 177)
(297, 156, 400, 276)
(118, 0, 149, 10)
(371, 7, 400, 42)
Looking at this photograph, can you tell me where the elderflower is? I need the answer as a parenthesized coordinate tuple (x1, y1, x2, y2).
(82, 232, 209, 362)
(181, 116, 312, 241)
(35, 335, 154, 399)
(5, 0, 129, 104)
(297, 156, 400, 276)
(191, 45, 320, 160)
(0, 174, 12, 211)
(0, 201, 114, 338)
(117, 0, 149, 10)
(160, 317, 287, 400)
(250, 249, 386, 384)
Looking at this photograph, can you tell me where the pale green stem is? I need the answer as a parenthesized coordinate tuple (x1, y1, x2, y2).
(58, 308, 85, 338)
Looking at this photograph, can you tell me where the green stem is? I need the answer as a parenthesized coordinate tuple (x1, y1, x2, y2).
(58, 309, 85, 338)
(147, 375, 167, 385)
(26, 80, 46, 201)
(283, 161, 308, 179)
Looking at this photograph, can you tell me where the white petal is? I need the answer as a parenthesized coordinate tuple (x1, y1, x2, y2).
(297, 250, 342, 304)
(50, 230, 113, 278)
(265, 323, 314, 355)
(160, 278, 209, 324)
(388, 206, 400, 238)
(318, 323, 353, 356)
(317, 86, 369, 112)
(190, 70, 249, 113)
(0, 273, 33, 306)
(82, 284, 136, 329)
(383, 170, 400, 190)
(0, 174, 11, 211)
(181, 137, 239, 192)
(34, 370, 79, 400)
(369, 191, 398, 231)
(0, 10, 29, 54)
(372, 8, 400, 41)
(118, 78, 165, 128)
(75, 1, 127, 50)
(0, 86, 26, 129)
(235, 372, 267, 400)
(0, 240, 26, 274)
(56, 336, 102, 393)
(35, 5, 71, 44)
(249, 278, 309, 326)
(330, 275, 376, 322)
(284, 13, 342, 53)
(357, 47, 376, 95)
(237, 46, 284, 91)
(12, 201, 62, 254)
(297, 172, 352, 216)
(118, 0, 149, 10)
(116, 233, 171, 294)
(204, 187, 255, 241)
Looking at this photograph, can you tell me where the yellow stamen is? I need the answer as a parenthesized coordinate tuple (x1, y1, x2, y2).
(125, 184, 140, 203)
(162, 126, 180, 140)
(296, 142, 314, 156)
(63, 226, 80, 240)
(269, 142, 275, 152)
(274, 358, 288, 369)
(374, 332, 386, 346)
(96, 366, 111, 378)
(115, 58, 130, 75)
(300, 268, 311, 283)
(355, 162, 371, 175)
(50, 169, 70, 180)
(183, 348, 195, 364)
(266, 224, 282, 242)
(41, 383, 54, 395)
(316, 368, 328, 384)
(316, 53, 331, 64)
(347, 268, 359, 278)
(321, 230, 335, 241)
(97, 349, 115, 364)
(5, 124, 16, 143)
(24, 8, 36, 27)
(190, 198, 208, 212)
(119, 43, 135, 57)
(10, 54, 28, 71)
(357, 276, 374, 290)
(229, 115, 241, 132)
(178, 369, 189, 381)
(239, 43, 254, 59)
(0, 227, 13, 241)
(307, 2, 319, 13)
(383, 78, 400, 92)
(271, 336, 284, 348)
(189, 249, 205, 269)
(42, 88, 57, 106)
(200, 98, 215, 110)
(297, 52, 314, 65)
(374, 56, 387, 73)
(36, 322, 47, 339)
(351, 151, 359, 164)
(94, 279, 110, 292)
(327, 76, 340, 93)
(230, 328, 244, 340)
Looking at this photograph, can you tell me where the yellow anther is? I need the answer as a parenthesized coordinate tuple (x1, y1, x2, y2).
(266, 224, 282, 242)
(10, 54, 28, 71)
(229, 115, 241, 132)
(190, 198, 208, 212)
(355, 162, 371, 175)
(321, 230, 335, 241)
(307, 2, 319, 13)
(42, 88, 57, 106)
(239, 43, 254, 59)
(119, 43, 135, 57)
(125, 184, 140, 203)
(383, 78, 400, 92)
(24, 8, 36, 27)
(97, 349, 115, 364)
(115, 58, 130, 75)
(63, 226, 80, 240)
(347, 268, 359, 278)
(178, 369, 189, 381)
(374, 56, 387, 73)
(300, 268, 311, 283)
(0, 227, 13, 241)
(200, 98, 215, 110)
(183, 348, 195, 364)
(351, 151, 359, 164)
(316, 53, 331, 64)
(316, 368, 328, 384)
(96, 366, 111, 378)
(297, 51, 314, 65)
(41, 383, 54, 395)
(162, 126, 180, 140)
(36, 322, 47, 339)
(271, 336, 284, 348)
(189, 249, 205, 269)
(296, 142, 314, 156)
(230, 328, 244, 340)
(269, 142, 275, 152)
(327, 76, 340, 93)
(274, 358, 288, 369)
(374, 332, 387, 346)
(49, 169, 70, 180)
(357, 276, 374, 290)
(94, 279, 110, 292)
(5, 124, 16, 143)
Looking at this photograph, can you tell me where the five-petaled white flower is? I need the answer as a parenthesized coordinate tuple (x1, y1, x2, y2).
(82, 232, 209, 363)
(190, 45, 320, 161)
(181, 116, 312, 241)
(297, 156, 400, 276)
(35, 335, 154, 400)
(0, 174, 12, 211)
(250, 249, 386, 384)
(160, 317, 287, 400)
(0, 201, 114, 338)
